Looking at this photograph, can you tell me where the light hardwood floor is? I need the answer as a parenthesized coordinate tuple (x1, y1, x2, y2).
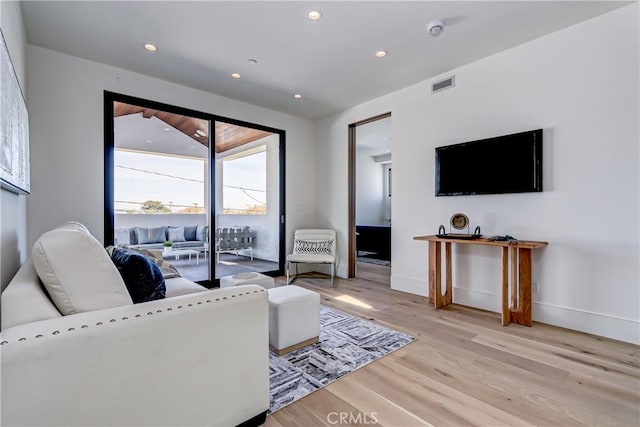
(266, 263, 640, 427)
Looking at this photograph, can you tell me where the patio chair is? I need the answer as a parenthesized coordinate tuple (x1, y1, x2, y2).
(286, 229, 337, 287)
(215, 227, 254, 264)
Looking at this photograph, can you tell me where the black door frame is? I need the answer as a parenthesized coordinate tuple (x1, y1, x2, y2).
(103, 91, 286, 287)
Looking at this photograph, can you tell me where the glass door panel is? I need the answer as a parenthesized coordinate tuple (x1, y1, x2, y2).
(112, 101, 211, 283)
(213, 121, 281, 279)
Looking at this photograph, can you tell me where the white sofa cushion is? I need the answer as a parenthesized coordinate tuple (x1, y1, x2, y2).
(32, 223, 133, 315)
(165, 277, 207, 298)
(55, 221, 90, 233)
(287, 253, 335, 263)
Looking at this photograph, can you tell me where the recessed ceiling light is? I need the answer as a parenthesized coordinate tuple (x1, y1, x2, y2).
(293, 94, 303, 99)
(375, 50, 388, 58)
(144, 43, 157, 52)
(146, 139, 152, 143)
(196, 129, 207, 137)
(231, 73, 241, 79)
(307, 10, 322, 20)
(386, 149, 391, 153)
(163, 127, 170, 132)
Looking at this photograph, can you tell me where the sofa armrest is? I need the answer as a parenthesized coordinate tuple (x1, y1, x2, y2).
(0, 285, 269, 427)
(1, 260, 62, 330)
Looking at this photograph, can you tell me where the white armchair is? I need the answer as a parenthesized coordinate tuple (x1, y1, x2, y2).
(286, 229, 337, 287)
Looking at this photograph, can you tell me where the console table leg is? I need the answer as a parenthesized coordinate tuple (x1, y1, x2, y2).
(429, 242, 439, 304)
(429, 241, 452, 309)
(511, 248, 533, 326)
(501, 247, 510, 325)
(428, 241, 438, 305)
(510, 246, 518, 310)
(443, 242, 453, 306)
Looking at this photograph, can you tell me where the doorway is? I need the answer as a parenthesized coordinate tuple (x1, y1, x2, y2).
(104, 92, 286, 287)
(348, 113, 392, 278)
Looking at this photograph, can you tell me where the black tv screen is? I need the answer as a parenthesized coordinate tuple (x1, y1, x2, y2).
(435, 129, 543, 196)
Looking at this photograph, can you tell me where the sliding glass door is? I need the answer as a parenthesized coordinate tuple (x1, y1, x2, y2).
(106, 95, 211, 283)
(104, 92, 285, 287)
(212, 120, 285, 280)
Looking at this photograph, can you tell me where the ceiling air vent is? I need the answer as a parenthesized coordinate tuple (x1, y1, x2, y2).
(432, 76, 455, 94)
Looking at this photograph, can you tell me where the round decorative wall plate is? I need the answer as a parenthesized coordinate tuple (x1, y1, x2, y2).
(450, 213, 469, 230)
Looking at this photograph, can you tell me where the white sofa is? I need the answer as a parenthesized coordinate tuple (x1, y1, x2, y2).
(0, 223, 269, 426)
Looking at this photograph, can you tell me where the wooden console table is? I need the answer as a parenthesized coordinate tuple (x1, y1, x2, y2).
(413, 235, 548, 326)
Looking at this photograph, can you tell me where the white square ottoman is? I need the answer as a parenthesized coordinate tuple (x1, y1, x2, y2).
(268, 285, 321, 355)
(219, 272, 275, 289)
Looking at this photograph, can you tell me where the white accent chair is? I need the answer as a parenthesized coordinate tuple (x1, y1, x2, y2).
(286, 229, 337, 287)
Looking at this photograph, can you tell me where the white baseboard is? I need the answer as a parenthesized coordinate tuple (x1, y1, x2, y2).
(531, 301, 640, 345)
(454, 286, 639, 344)
(390, 275, 428, 297)
(390, 278, 639, 345)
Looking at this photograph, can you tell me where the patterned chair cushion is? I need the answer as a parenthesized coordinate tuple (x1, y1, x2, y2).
(293, 239, 333, 255)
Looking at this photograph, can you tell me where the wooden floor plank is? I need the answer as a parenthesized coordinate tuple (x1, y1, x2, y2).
(394, 352, 582, 427)
(354, 356, 538, 427)
(266, 263, 640, 426)
(471, 333, 640, 391)
(327, 377, 433, 427)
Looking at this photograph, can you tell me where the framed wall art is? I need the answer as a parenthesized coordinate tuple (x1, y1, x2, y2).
(1, 29, 30, 195)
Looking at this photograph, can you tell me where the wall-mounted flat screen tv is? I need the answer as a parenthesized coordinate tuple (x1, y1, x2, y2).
(435, 129, 543, 196)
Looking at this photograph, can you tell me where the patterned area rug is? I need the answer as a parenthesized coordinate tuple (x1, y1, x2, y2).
(269, 305, 414, 413)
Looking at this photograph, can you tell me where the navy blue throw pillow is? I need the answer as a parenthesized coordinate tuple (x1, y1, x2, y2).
(111, 248, 166, 303)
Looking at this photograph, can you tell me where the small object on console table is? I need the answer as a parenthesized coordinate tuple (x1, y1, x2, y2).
(489, 235, 518, 242)
(450, 213, 469, 230)
(436, 225, 482, 240)
(437, 214, 482, 239)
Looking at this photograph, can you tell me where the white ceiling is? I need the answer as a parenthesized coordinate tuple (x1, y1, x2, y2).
(21, 1, 630, 119)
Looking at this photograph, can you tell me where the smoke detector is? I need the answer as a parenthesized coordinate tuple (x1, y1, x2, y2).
(427, 20, 445, 37)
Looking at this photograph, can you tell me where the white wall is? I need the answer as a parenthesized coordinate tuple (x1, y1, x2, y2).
(314, 4, 639, 344)
(26, 46, 317, 262)
(355, 147, 385, 226)
(0, 1, 28, 292)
